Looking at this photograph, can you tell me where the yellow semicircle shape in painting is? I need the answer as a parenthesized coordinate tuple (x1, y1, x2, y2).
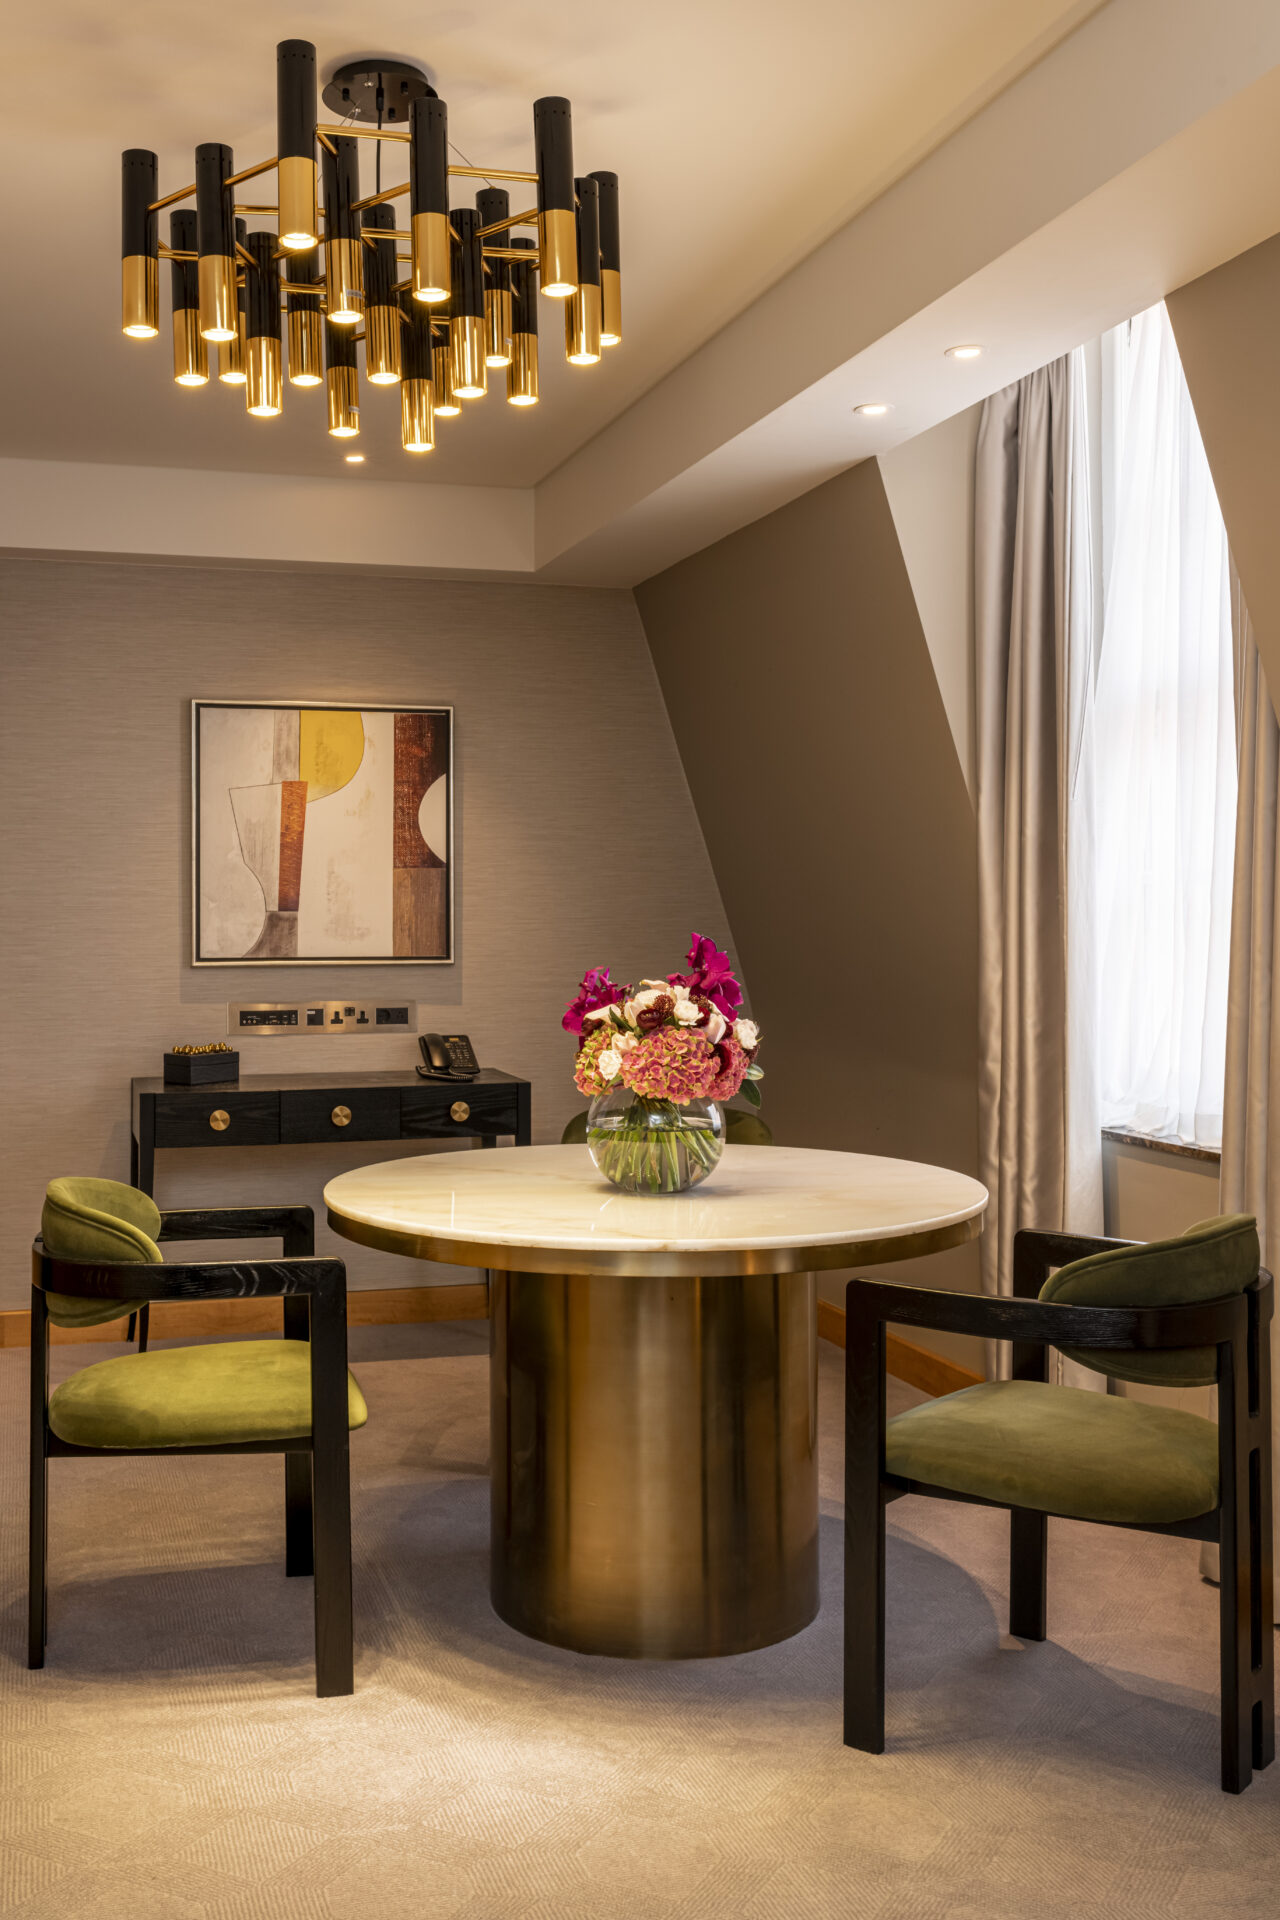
(299, 710, 365, 802)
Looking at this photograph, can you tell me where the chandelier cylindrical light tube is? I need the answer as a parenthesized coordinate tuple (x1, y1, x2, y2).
(363, 205, 402, 385)
(218, 218, 248, 383)
(170, 210, 208, 386)
(477, 187, 512, 367)
(400, 296, 435, 452)
(276, 38, 319, 250)
(121, 149, 159, 337)
(409, 95, 451, 305)
(533, 97, 577, 298)
(244, 231, 283, 416)
(195, 142, 238, 341)
(433, 327, 460, 416)
(565, 175, 601, 364)
(286, 252, 323, 385)
(507, 237, 539, 407)
(324, 316, 359, 436)
(449, 207, 487, 398)
(322, 135, 363, 326)
(591, 170, 621, 346)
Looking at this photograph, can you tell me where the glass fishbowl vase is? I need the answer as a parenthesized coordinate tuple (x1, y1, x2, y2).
(586, 1087, 725, 1194)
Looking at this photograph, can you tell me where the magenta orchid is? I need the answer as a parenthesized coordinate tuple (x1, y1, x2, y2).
(668, 933, 744, 1022)
(562, 965, 632, 1036)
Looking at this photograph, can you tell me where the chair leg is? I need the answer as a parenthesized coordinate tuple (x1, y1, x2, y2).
(285, 1454, 314, 1577)
(843, 1485, 887, 1752)
(136, 1303, 150, 1353)
(312, 1435, 354, 1697)
(1009, 1508, 1047, 1641)
(1250, 1445, 1274, 1771)
(28, 1294, 49, 1668)
(1220, 1528, 1253, 1793)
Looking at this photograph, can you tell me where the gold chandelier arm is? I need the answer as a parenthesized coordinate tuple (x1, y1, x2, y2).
(150, 182, 196, 212)
(316, 128, 339, 156)
(224, 156, 278, 189)
(235, 241, 258, 270)
(361, 228, 412, 245)
(158, 246, 198, 261)
(447, 166, 538, 183)
(352, 183, 410, 211)
(235, 203, 279, 214)
(475, 206, 539, 240)
(318, 123, 410, 143)
(483, 246, 543, 262)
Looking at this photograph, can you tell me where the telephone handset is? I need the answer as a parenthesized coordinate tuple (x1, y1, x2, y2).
(417, 1033, 480, 1081)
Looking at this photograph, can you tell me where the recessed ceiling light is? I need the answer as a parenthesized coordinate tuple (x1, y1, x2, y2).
(853, 403, 892, 417)
(344, 454, 365, 464)
(944, 344, 983, 360)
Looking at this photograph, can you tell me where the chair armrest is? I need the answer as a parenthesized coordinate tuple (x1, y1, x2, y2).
(845, 1275, 1247, 1356)
(37, 1247, 344, 1309)
(1011, 1228, 1137, 1300)
(158, 1204, 314, 1256)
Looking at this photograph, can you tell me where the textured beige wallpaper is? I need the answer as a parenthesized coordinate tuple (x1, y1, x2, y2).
(0, 556, 732, 1308)
(636, 461, 982, 1361)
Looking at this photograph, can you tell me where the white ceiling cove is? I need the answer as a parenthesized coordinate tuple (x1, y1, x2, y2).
(0, 0, 1103, 487)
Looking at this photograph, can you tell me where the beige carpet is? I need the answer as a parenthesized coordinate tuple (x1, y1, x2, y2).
(1, 1326, 1276, 1919)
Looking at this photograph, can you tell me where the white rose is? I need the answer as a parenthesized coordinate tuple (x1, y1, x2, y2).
(582, 1006, 616, 1031)
(702, 1009, 728, 1045)
(598, 1048, 622, 1080)
(614, 1031, 639, 1053)
(672, 994, 702, 1026)
(734, 1018, 760, 1051)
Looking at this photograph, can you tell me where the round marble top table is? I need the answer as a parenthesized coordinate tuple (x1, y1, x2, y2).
(326, 1144, 987, 1659)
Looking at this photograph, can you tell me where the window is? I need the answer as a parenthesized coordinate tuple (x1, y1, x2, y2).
(1093, 302, 1237, 1149)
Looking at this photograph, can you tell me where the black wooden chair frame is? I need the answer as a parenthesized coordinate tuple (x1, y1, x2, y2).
(30, 1203, 354, 1697)
(844, 1229, 1275, 1792)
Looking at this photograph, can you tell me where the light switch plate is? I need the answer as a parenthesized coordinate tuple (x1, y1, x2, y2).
(228, 1001, 418, 1035)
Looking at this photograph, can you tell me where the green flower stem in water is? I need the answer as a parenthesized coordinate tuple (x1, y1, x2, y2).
(587, 1096, 722, 1195)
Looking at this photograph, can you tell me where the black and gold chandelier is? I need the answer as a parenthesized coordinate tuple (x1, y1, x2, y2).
(120, 42, 621, 456)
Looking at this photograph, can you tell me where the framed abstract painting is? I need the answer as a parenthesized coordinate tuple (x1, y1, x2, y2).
(192, 701, 452, 964)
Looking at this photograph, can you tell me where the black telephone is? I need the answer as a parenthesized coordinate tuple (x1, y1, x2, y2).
(417, 1033, 480, 1081)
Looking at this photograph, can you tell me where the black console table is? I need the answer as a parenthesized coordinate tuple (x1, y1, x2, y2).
(130, 1068, 532, 1197)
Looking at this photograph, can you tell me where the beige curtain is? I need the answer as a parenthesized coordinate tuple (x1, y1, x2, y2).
(1216, 577, 1280, 1581)
(975, 350, 1103, 1373)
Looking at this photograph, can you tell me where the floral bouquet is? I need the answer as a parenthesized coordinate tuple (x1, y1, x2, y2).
(563, 934, 762, 1194)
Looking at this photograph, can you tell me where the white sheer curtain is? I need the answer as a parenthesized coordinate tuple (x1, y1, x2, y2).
(1094, 303, 1237, 1148)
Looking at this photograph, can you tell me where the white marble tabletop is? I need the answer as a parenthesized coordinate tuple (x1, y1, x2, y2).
(325, 1145, 988, 1277)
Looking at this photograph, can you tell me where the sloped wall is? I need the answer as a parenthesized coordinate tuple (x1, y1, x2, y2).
(635, 460, 981, 1326)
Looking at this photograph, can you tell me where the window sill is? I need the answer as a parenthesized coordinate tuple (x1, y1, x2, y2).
(1101, 1127, 1221, 1167)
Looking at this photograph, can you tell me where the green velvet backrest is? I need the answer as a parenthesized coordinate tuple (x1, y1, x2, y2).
(40, 1177, 160, 1328)
(561, 1106, 775, 1147)
(1039, 1213, 1259, 1387)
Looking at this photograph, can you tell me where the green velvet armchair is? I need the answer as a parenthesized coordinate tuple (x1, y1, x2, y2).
(31, 1177, 367, 1697)
(843, 1217, 1275, 1793)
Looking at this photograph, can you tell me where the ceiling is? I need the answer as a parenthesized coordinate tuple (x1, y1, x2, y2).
(0, 0, 1105, 488)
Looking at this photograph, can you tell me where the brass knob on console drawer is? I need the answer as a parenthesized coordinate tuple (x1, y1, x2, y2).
(450, 1100, 471, 1122)
(332, 1105, 352, 1127)
(209, 1109, 230, 1132)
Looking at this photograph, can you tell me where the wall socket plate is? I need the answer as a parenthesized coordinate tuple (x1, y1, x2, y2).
(228, 1001, 418, 1036)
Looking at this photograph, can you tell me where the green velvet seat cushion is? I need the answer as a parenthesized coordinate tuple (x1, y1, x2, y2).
(41, 1176, 160, 1329)
(884, 1379, 1218, 1524)
(561, 1107, 774, 1146)
(48, 1341, 369, 1449)
(1040, 1213, 1258, 1387)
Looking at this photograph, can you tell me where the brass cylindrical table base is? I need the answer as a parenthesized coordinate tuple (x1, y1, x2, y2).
(490, 1269, 818, 1658)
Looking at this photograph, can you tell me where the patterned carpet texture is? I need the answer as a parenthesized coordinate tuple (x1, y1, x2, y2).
(1, 1325, 1277, 1919)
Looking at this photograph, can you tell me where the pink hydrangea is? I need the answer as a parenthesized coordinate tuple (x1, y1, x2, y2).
(574, 1025, 620, 1098)
(619, 1026, 717, 1102)
(705, 1035, 749, 1103)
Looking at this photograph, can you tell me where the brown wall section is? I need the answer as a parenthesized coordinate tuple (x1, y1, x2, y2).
(1167, 232, 1280, 712)
(635, 461, 982, 1323)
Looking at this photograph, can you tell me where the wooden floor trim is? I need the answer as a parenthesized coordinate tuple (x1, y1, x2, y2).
(816, 1297, 984, 1397)
(5, 1286, 982, 1397)
(0, 1282, 490, 1348)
